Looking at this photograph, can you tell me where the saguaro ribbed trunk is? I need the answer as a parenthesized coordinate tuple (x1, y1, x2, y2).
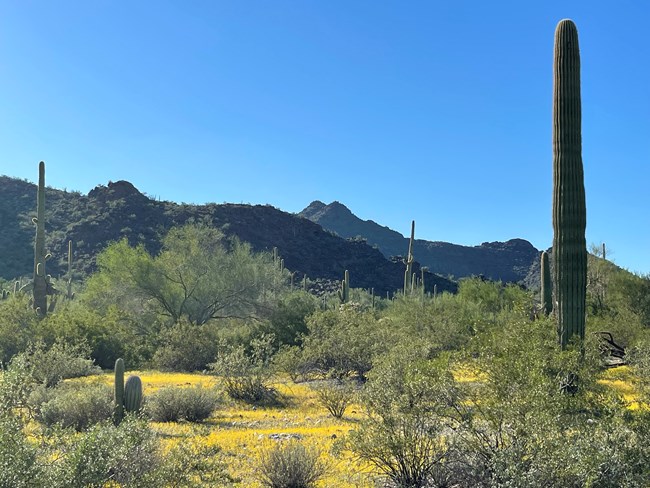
(552, 19, 587, 348)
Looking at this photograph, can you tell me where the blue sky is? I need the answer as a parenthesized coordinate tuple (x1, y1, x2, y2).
(1, 1, 648, 274)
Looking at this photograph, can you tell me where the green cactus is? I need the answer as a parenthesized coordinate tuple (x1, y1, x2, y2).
(303, 274, 308, 292)
(113, 358, 125, 425)
(404, 221, 415, 294)
(124, 375, 143, 413)
(338, 269, 350, 304)
(552, 19, 587, 348)
(33, 161, 48, 315)
(540, 251, 552, 316)
(66, 240, 74, 300)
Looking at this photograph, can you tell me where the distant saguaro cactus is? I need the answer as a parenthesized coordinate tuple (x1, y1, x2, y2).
(404, 221, 415, 294)
(540, 251, 552, 315)
(338, 270, 350, 304)
(33, 162, 48, 315)
(552, 19, 587, 348)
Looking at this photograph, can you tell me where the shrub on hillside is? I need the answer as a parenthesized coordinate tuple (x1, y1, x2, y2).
(210, 335, 280, 405)
(57, 417, 163, 487)
(0, 413, 46, 487)
(151, 320, 220, 372)
(9, 340, 99, 388)
(35, 383, 113, 431)
(147, 385, 220, 422)
(256, 441, 328, 488)
(311, 379, 356, 419)
(0, 294, 39, 364)
(296, 307, 384, 380)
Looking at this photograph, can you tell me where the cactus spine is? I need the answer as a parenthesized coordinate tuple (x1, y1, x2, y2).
(338, 269, 350, 303)
(33, 162, 48, 315)
(552, 19, 587, 348)
(114, 358, 125, 425)
(124, 375, 143, 413)
(540, 251, 552, 315)
(404, 220, 415, 294)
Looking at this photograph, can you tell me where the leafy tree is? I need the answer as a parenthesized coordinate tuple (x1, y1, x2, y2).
(84, 224, 285, 325)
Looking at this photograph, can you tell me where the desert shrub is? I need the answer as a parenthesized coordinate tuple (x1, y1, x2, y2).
(152, 320, 220, 372)
(210, 335, 280, 405)
(156, 441, 234, 486)
(0, 293, 38, 364)
(257, 292, 318, 347)
(147, 385, 220, 422)
(37, 302, 135, 369)
(311, 380, 355, 418)
(9, 339, 99, 388)
(256, 441, 328, 488)
(0, 413, 46, 487)
(382, 292, 484, 354)
(57, 417, 163, 487)
(36, 382, 113, 431)
(273, 345, 305, 382)
(297, 307, 387, 380)
(348, 349, 458, 488)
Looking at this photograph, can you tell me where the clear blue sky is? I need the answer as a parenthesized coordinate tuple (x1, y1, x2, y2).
(1, 1, 648, 273)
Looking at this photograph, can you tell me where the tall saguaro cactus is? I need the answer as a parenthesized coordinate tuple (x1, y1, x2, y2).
(33, 161, 48, 315)
(404, 221, 415, 294)
(552, 19, 587, 348)
(540, 251, 552, 316)
(338, 269, 350, 304)
(114, 358, 125, 425)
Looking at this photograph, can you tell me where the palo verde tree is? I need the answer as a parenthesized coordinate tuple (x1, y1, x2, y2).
(84, 224, 286, 325)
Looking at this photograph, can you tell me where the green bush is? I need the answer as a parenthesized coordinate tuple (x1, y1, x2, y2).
(348, 350, 457, 488)
(0, 294, 38, 364)
(9, 340, 99, 388)
(0, 413, 45, 487)
(36, 382, 113, 431)
(151, 320, 220, 372)
(256, 441, 328, 488)
(210, 335, 280, 405)
(147, 385, 220, 422)
(57, 417, 163, 487)
(258, 292, 317, 347)
(311, 380, 355, 419)
(297, 307, 385, 380)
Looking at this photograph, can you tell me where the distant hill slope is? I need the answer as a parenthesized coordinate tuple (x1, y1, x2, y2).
(0, 175, 456, 296)
(300, 201, 540, 283)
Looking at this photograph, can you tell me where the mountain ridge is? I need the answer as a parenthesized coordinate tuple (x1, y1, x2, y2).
(299, 200, 540, 283)
(0, 174, 456, 296)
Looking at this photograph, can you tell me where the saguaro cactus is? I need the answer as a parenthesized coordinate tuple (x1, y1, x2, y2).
(540, 251, 552, 315)
(66, 240, 74, 300)
(404, 221, 415, 294)
(124, 375, 143, 413)
(114, 358, 125, 425)
(552, 19, 587, 348)
(33, 162, 48, 315)
(338, 269, 350, 304)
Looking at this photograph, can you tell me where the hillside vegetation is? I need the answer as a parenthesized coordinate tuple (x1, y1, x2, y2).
(2, 219, 650, 486)
(0, 175, 456, 297)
